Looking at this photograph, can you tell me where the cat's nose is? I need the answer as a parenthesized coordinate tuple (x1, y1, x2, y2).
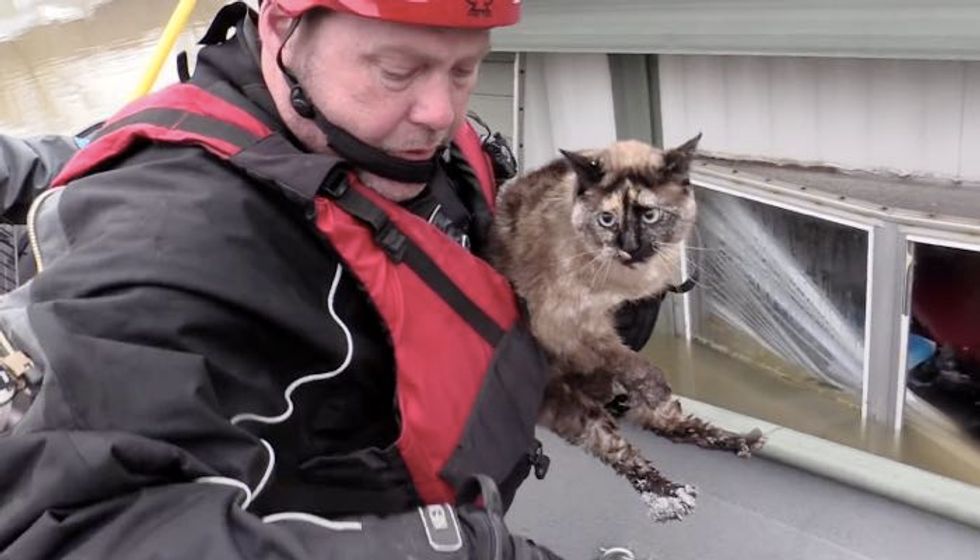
(619, 233, 640, 255)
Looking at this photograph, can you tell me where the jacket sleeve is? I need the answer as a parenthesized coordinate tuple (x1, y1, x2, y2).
(0, 134, 78, 223)
(0, 144, 312, 559)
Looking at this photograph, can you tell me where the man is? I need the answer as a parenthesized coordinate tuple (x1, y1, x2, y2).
(0, 1, 564, 558)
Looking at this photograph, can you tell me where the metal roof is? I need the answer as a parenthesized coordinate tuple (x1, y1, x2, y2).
(494, 1, 980, 61)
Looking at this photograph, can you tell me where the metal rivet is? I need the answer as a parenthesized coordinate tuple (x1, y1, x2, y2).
(599, 547, 636, 560)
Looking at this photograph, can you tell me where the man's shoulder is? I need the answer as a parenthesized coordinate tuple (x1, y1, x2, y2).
(29, 139, 339, 301)
(63, 141, 265, 216)
(52, 142, 311, 265)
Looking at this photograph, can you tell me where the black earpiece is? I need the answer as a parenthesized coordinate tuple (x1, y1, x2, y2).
(276, 17, 315, 120)
(290, 85, 315, 119)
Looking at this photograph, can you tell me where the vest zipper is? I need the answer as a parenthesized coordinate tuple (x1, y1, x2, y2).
(25, 187, 61, 274)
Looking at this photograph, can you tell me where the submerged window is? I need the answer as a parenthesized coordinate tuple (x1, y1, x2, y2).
(692, 188, 869, 393)
(907, 243, 980, 444)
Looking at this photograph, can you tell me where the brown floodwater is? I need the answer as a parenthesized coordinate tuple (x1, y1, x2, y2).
(0, 0, 228, 137)
(644, 333, 980, 487)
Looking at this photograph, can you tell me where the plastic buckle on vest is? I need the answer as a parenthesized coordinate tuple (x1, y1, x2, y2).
(375, 220, 407, 263)
(530, 440, 551, 480)
(319, 173, 349, 199)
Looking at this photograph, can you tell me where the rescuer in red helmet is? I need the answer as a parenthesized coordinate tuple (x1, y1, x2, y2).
(0, 1, 564, 558)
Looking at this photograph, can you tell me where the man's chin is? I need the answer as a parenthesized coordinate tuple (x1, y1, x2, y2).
(392, 148, 439, 161)
(358, 171, 426, 202)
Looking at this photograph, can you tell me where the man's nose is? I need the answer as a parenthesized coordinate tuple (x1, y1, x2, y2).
(409, 75, 456, 132)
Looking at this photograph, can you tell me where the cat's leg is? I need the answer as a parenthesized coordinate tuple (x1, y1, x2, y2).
(608, 355, 766, 456)
(550, 324, 674, 408)
(626, 397, 765, 457)
(539, 378, 697, 522)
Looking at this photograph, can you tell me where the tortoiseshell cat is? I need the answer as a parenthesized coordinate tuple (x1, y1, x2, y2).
(488, 135, 764, 521)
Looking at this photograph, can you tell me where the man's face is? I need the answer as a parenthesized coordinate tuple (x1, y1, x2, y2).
(287, 11, 490, 165)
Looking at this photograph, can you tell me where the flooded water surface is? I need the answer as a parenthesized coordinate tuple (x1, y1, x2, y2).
(0, 0, 228, 137)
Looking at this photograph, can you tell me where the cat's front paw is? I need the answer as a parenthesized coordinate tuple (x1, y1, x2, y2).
(736, 428, 766, 458)
(640, 483, 697, 522)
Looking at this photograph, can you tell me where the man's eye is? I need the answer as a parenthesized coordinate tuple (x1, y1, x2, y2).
(381, 69, 415, 82)
(452, 66, 477, 80)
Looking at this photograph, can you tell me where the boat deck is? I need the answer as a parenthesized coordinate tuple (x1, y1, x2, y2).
(509, 426, 980, 560)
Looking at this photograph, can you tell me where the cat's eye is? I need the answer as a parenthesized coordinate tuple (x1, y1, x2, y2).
(597, 212, 617, 228)
(642, 208, 663, 224)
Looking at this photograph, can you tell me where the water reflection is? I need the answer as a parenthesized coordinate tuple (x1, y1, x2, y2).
(0, 0, 228, 137)
(645, 333, 980, 487)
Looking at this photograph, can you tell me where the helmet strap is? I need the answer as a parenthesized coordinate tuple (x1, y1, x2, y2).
(275, 16, 440, 184)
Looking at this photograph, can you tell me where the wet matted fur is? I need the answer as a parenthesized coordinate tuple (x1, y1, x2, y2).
(488, 136, 764, 521)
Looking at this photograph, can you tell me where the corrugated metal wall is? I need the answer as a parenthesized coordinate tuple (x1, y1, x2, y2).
(520, 53, 618, 170)
(468, 52, 516, 146)
(494, 0, 980, 61)
(659, 55, 980, 181)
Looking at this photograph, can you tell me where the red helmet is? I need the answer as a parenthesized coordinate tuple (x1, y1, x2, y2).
(272, 0, 521, 29)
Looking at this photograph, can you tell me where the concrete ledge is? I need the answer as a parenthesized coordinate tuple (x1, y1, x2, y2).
(679, 396, 980, 529)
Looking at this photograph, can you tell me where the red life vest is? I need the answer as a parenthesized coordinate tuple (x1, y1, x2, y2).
(52, 83, 549, 506)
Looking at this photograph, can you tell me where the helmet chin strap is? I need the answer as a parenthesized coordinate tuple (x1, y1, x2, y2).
(276, 17, 441, 185)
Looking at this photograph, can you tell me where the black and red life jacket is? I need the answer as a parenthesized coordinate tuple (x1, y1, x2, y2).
(51, 83, 550, 508)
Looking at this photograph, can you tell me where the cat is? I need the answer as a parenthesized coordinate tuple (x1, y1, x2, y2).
(488, 135, 764, 521)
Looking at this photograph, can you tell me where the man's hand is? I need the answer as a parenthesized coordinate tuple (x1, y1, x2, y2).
(455, 474, 563, 559)
(290, 475, 562, 559)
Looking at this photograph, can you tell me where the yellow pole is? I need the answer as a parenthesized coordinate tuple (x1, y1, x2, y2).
(129, 0, 198, 100)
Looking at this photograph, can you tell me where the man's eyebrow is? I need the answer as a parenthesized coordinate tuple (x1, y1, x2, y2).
(365, 45, 491, 65)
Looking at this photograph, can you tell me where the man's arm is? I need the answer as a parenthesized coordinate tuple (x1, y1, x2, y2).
(2, 434, 559, 559)
(0, 134, 78, 223)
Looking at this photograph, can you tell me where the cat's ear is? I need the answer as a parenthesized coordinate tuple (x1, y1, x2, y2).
(663, 133, 702, 179)
(560, 148, 605, 187)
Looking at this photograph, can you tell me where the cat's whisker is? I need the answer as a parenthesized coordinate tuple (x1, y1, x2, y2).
(678, 245, 725, 253)
(588, 257, 606, 289)
(601, 259, 615, 288)
(593, 263, 609, 290)
(576, 252, 604, 286)
(570, 249, 604, 263)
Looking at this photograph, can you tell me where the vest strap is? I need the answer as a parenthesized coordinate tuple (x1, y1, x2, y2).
(91, 107, 260, 150)
(319, 176, 506, 346)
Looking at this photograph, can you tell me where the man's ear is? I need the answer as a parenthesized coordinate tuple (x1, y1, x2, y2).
(257, 0, 293, 49)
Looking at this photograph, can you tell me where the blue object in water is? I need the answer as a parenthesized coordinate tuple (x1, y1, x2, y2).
(907, 334, 937, 371)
